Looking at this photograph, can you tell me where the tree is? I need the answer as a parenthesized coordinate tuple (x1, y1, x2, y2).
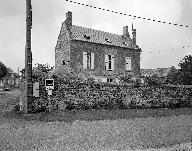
(165, 66, 179, 84)
(178, 55, 192, 85)
(32, 63, 53, 82)
(0, 61, 7, 79)
(144, 73, 162, 86)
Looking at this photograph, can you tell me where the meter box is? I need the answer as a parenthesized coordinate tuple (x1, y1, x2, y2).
(45, 79, 54, 90)
(33, 82, 39, 97)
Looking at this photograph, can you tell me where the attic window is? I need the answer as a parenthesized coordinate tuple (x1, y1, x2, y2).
(105, 38, 111, 43)
(123, 41, 129, 45)
(84, 35, 90, 40)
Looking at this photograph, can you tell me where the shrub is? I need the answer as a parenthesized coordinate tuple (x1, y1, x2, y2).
(20, 62, 192, 112)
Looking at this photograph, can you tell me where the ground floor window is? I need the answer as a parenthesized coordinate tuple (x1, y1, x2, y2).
(107, 78, 113, 83)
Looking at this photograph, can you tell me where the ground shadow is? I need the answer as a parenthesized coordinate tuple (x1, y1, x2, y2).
(4, 107, 191, 124)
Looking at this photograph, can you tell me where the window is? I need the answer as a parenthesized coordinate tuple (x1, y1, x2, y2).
(87, 52, 91, 69)
(115, 78, 120, 84)
(102, 78, 107, 82)
(84, 35, 90, 40)
(126, 57, 131, 70)
(62, 60, 65, 65)
(107, 78, 113, 82)
(105, 54, 114, 70)
(94, 77, 99, 82)
(83, 52, 94, 69)
(105, 38, 111, 43)
(123, 41, 129, 45)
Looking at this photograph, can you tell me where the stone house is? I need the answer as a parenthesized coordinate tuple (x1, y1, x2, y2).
(55, 11, 142, 83)
(1, 72, 21, 88)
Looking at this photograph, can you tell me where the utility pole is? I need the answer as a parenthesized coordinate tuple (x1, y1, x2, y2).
(24, 0, 33, 113)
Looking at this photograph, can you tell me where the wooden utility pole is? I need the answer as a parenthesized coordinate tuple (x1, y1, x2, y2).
(24, 0, 33, 113)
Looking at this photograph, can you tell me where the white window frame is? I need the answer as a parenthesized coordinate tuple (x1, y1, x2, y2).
(102, 77, 107, 82)
(126, 57, 132, 71)
(83, 52, 94, 69)
(105, 54, 114, 71)
(87, 52, 91, 69)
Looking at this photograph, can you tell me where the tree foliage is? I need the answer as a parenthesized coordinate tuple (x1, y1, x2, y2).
(178, 55, 192, 85)
(144, 74, 162, 86)
(32, 63, 54, 101)
(32, 63, 53, 82)
(0, 61, 7, 79)
(165, 66, 179, 84)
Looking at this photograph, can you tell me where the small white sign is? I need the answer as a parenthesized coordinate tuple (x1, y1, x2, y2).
(48, 89, 52, 96)
(45, 79, 54, 90)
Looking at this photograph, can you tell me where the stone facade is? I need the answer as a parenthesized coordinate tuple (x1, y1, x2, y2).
(55, 11, 142, 82)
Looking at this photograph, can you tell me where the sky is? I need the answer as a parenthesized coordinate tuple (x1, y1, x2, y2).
(0, 0, 192, 73)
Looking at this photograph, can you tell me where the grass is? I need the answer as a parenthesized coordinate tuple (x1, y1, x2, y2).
(0, 89, 192, 150)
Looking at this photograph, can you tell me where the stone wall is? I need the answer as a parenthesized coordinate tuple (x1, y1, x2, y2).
(55, 22, 71, 75)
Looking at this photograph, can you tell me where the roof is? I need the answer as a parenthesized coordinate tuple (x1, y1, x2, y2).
(70, 25, 139, 49)
(140, 68, 171, 77)
(3, 72, 20, 79)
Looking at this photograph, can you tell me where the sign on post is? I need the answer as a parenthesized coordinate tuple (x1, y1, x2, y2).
(45, 79, 54, 96)
(45, 79, 54, 90)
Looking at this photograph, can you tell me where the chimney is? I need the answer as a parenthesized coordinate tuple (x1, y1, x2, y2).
(65, 11, 72, 26)
(132, 24, 136, 45)
(123, 26, 130, 38)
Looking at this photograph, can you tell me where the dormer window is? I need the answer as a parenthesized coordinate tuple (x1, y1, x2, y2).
(84, 35, 90, 40)
(123, 41, 129, 45)
(105, 38, 111, 43)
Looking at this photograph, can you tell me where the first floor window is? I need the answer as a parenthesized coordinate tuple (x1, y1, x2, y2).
(83, 52, 94, 69)
(87, 52, 91, 69)
(126, 57, 131, 71)
(105, 54, 114, 70)
(62, 60, 65, 65)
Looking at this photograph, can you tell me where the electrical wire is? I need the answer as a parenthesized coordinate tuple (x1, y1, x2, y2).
(65, 0, 191, 29)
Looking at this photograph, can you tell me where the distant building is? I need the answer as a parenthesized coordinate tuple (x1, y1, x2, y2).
(1, 68, 21, 87)
(140, 68, 171, 77)
(55, 11, 142, 83)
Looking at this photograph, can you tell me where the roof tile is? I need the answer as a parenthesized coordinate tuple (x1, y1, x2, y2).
(71, 25, 138, 49)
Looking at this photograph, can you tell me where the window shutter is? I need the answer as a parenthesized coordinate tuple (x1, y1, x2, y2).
(126, 57, 131, 70)
(105, 55, 109, 70)
(83, 51, 87, 69)
(111, 55, 114, 70)
(102, 77, 107, 82)
(91, 53, 94, 69)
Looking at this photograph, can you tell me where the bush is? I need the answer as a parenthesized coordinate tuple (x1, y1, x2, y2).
(20, 62, 192, 112)
(144, 74, 162, 87)
(165, 66, 179, 84)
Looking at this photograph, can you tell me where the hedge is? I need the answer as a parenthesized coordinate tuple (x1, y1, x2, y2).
(46, 78, 192, 111)
(19, 72, 192, 113)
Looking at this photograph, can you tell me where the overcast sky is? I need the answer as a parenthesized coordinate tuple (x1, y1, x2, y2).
(0, 0, 192, 73)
